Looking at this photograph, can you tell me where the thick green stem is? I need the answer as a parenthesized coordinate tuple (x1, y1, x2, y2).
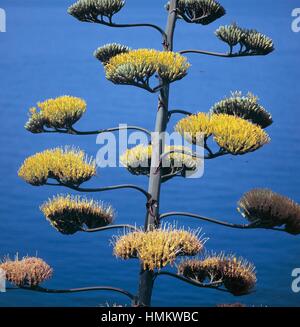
(136, 0, 178, 307)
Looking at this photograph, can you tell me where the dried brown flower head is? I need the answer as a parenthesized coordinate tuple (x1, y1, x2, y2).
(178, 253, 256, 295)
(222, 256, 256, 296)
(238, 189, 300, 234)
(0, 256, 53, 287)
(178, 256, 222, 283)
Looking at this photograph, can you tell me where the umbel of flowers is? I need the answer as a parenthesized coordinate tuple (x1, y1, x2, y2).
(18, 147, 96, 186)
(102, 49, 190, 92)
(209, 92, 273, 128)
(175, 112, 270, 155)
(166, 0, 226, 25)
(68, 0, 126, 23)
(113, 225, 205, 270)
(120, 145, 199, 180)
(94, 43, 131, 63)
(178, 253, 256, 295)
(0, 256, 53, 288)
(25, 96, 87, 133)
(215, 23, 274, 55)
(41, 195, 115, 235)
(238, 189, 300, 235)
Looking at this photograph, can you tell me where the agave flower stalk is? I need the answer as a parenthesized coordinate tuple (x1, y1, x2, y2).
(13, 0, 300, 309)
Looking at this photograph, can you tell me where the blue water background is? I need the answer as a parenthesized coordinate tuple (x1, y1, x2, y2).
(0, 0, 300, 306)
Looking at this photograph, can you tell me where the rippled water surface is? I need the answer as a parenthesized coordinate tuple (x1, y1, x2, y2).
(0, 0, 300, 306)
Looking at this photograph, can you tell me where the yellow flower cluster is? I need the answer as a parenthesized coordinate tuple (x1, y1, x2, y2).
(120, 144, 152, 175)
(178, 253, 256, 295)
(175, 113, 270, 155)
(0, 256, 53, 287)
(18, 147, 96, 186)
(105, 49, 190, 86)
(41, 194, 115, 235)
(114, 227, 203, 270)
(175, 113, 213, 145)
(120, 144, 198, 178)
(210, 114, 270, 154)
(25, 96, 86, 133)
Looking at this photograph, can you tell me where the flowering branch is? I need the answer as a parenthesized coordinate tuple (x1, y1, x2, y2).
(158, 148, 228, 164)
(43, 125, 152, 137)
(154, 271, 228, 293)
(93, 18, 168, 48)
(153, 148, 228, 177)
(45, 182, 150, 199)
(12, 285, 138, 302)
(180, 13, 212, 24)
(179, 49, 271, 58)
(112, 80, 164, 93)
(67, 0, 167, 46)
(81, 224, 139, 233)
(159, 211, 286, 232)
(167, 109, 193, 122)
(161, 167, 185, 181)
